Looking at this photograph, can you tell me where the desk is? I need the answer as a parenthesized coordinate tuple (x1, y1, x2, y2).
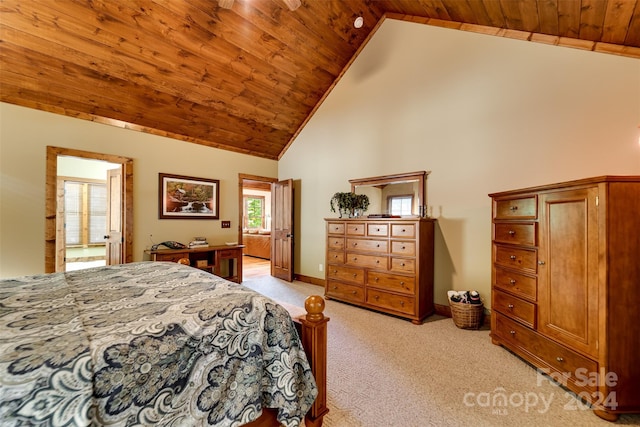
(145, 245, 244, 283)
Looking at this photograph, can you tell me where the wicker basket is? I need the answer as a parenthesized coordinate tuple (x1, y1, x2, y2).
(449, 300, 484, 330)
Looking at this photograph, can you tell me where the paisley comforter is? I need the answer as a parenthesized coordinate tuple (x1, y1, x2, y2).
(0, 262, 317, 426)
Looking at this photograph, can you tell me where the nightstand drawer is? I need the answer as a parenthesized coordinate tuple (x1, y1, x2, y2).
(153, 252, 189, 262)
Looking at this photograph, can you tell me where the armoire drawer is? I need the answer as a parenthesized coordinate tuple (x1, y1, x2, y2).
(494, 244, 537, 272)
(154, 252, 189, 262)
(492, 289, 536, 328)
(347, 238, 388, 253)
(327, 265, 364, 285)
(494, 313, 597, 393)
(494, 222, 536, 246)
(494, 196, 537, 220)
(367, 289, 415, 315)
(368, 271, 415, 294)
(494, 267, 537, 301)
(345, 253, 387, 269)
(326, 281, 365, 304)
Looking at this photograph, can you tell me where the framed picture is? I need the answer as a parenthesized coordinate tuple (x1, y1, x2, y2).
(159, 173, 219, 219)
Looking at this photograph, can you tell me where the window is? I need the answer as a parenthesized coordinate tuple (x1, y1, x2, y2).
(64, 181, 107, 246)
(388, 195, 413, 216)
(244, 195, 265, 229)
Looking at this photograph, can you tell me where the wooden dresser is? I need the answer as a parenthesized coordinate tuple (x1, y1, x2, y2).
(324, 218, 435, 324)
(489, 176, 640, 421)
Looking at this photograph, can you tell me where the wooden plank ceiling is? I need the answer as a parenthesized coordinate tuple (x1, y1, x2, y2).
(1, 0, 639, 160)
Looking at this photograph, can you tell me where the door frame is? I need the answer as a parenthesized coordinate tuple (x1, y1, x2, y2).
(45, 146, 134, 273)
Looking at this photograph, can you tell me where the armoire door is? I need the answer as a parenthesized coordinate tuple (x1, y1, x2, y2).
(537, 187, 599, 358)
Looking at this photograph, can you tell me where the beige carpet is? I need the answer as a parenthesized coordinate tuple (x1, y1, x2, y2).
(242, 276, 640, 427)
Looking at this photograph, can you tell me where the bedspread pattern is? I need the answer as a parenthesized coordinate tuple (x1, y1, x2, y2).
(0, 262, 317, 426)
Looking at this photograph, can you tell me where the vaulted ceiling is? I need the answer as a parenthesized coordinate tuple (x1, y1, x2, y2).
(1, 1, 639, 160)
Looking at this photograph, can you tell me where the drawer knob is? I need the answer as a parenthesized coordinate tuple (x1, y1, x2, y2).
(510, 206, 518, 211)
(402, 229, 406, 232)
(353, 273, 357, 277)
(375, 277, 379, 281)
(401, 263, 405, 266)
(400, 281, 405, 285)
(510, 255, 516, 260)
(377, 228, 380, 231)
(538, 261, 545, 265)
(509, 279, 516, 285)
(353, 243, 358, 246)
(352, 291, 357, 295)
(510, 330, 516, 335)
(353, 257, 358, 261)
(507, 304, 514, 309)
(556, 357, 564, 362)
(374, 295, 379, 300)
(334, 255, 338, 259)
(400, 301, 405, 306)
(402, 246, 406, 250)
(333, 270, 338, 273)
(508, 230, 516, 236)
(332, 286, 337, 290)
(376, 260, 380, 264)
(377, 244, 380, 247)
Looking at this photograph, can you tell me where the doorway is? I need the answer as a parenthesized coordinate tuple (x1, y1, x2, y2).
(45, 146, 134, 273)
(238, 174, 277, 280)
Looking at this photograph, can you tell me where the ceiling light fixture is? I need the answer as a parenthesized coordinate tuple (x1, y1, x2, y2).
(218, 0, 301, 11)
(354, 16, 364, 29)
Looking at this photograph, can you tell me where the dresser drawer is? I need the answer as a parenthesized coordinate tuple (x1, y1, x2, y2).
(493, 289, 536, 328)
(346, 253, 387, 269)
(154, 252, 189, 262)
(347, 238, 388, 253)
(390, 241, 416, 256)
(494, 244, 537, 272)
(494, 267, 537, 301)
(494, 222, 536, 246)
(327, 237, 345, 250)
(327, 250, 345, 264)
(494, 313, 597, 393)
(326, 280, 365, 304)
(390, 257, 415, 274)
(327, 222, 345, 235)
(367, 223, 389, 237)
(327, 265, 364, 285)
(494, 196, 537, 220)
(367, 289, 415, 315)
(391, 223, 416, 238)
(368, 271, 415, 294)
(346, 223, 366, 236)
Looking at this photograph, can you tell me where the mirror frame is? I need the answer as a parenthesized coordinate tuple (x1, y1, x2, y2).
(350, 171, 430, 217)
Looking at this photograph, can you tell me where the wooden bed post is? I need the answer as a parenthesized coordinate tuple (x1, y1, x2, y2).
(299, 295, 329, 427)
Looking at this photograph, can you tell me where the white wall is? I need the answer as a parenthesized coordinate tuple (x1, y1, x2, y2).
(0, 103, 277, 278)
(279, 18, 640, 308)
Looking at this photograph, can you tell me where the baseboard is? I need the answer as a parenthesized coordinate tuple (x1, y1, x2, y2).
(295, 274, 325, 287)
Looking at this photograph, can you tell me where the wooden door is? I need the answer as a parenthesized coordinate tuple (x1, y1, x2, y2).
(105, 168, 123, 265)
(271, 179, 294, 281)
(537, 187, 599, 358)
(55, 178, 66, 272)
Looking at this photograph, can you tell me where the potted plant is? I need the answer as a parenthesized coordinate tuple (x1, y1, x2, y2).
(330, 192, 369, 218)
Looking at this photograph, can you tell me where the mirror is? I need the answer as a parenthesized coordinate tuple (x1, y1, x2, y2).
(350, 171, 429, 217)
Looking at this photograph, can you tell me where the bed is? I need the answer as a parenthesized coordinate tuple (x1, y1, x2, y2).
(0, 261, 328, 426)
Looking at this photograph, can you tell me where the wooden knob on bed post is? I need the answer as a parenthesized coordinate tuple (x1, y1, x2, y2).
(304, 295, 325, 322)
